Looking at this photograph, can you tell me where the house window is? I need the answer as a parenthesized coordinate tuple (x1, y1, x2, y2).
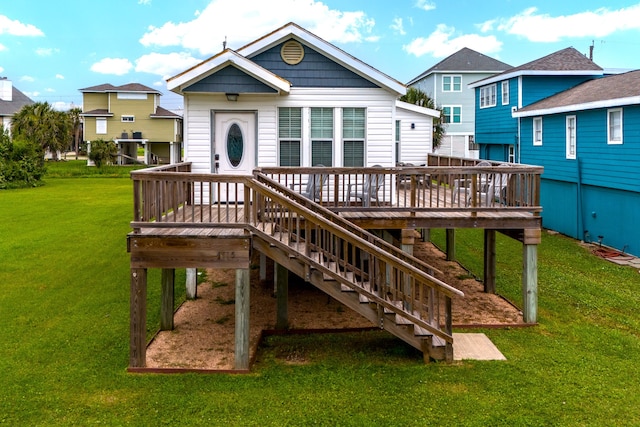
(278, 107, 301, 166)
(443, 75, 461, 92)
(508, 145, 515, 163)
(480, 84, 497, 108)
(311, 107, 333, 166)
(342, 107, 365, 167)
(121, 115, 135, 123)
(443, 106, 461, 124)
(608, 108, 623, 145)
(395, 120, 400, 163)
(96, 117, 107, 135)
(468, 135, 479, 151)
(502, 81, 509, 105)
(566, 115, 576, 159)
(533, 117, 543, 146)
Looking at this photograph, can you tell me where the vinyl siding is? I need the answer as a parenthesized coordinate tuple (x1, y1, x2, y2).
(182, 88, 401, 172)
(395, 107, 432, 164)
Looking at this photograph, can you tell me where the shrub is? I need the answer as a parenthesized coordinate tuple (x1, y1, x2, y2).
(89, 139, 117, 167)
(0, 130, 46, 189)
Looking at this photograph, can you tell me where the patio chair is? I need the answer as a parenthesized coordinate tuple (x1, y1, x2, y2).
(469, 162, 512, 206)
(348, 165, 384, 207)
(453, 161, 491, 205)
(290, 165, 328, 202)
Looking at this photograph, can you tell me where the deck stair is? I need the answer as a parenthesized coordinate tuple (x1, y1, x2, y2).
(247, 173, 464, 362)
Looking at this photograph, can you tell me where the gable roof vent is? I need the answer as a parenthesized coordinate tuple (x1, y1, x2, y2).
(281, 40, 305, 65)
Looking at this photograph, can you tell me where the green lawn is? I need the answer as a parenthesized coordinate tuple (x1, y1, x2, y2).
(1, 161, 639, 425)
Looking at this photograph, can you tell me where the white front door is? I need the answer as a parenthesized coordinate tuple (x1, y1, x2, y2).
(214, 112, 256, 201)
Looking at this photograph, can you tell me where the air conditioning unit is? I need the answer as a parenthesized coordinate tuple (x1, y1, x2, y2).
(132, 131, 142, 139)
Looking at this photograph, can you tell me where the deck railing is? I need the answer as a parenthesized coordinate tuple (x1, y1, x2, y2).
(257, 158, 542, 213)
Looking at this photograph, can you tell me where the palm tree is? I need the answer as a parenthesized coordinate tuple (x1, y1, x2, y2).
(11, 102, 72, 161)
(67, 107, 82, 159)
(400, 87, 446, 151)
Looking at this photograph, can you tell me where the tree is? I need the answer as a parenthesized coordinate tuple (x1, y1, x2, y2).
(0, 126, 46, 189)
(11, 102, 72, 161)
(88, 139, 117, 167)
(399, 87, 446, 151)
(67, 107, 83, 159)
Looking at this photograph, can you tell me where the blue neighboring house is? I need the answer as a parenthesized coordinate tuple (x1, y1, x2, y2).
(513, 70, 640, 256)
(469, 47, 603, 162)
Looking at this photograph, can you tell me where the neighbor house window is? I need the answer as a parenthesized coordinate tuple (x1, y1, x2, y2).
(502, 81, 509, 105)
(480, 84, 497, 108)
(443, 75, 462, 92)
(533, 117, 543, 146)
(311, 107, 333, 166)
(278, 107, 301, 166)
(443, 106, 461, 124)
(121, 115, 135, 123)
(608, 108, 623, 145)
(342, 107, 365, 167)
(96, 117, 107, 134)
(566, 115, 576, 159)
(508, 145, 515, 163)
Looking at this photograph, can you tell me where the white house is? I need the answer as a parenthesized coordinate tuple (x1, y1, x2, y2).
(167, 22, 439, 178)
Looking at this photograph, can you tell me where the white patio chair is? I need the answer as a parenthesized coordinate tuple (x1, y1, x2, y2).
(348, 165, 384, 207)
(290, 165, 328, 202)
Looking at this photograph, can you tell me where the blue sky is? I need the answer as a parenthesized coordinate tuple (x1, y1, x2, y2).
(2, 0, 640, 111)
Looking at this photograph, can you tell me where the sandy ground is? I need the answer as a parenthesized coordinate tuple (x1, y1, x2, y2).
(146, 240, 524, 370)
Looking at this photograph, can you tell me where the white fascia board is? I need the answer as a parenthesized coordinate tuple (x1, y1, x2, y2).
(469, 69, 604, 89)
(395, 100, 440, 118)
(238, 23, 406, 96)
(167, 50, 291, 94)
(512, 96, 640, 118)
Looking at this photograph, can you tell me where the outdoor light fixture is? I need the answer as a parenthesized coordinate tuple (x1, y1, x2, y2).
(225, 93, 239, 101)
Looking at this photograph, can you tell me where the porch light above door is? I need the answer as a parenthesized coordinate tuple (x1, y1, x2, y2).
(225, 93, 239, 101)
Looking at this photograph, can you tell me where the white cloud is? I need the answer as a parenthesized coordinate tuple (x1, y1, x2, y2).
(415, 0, 436, 12)
(52, 101, 72, 111)
(20, 75, 35, 82)
(90, 58, 133, 75)
(403, 24, 502, 58)
(24, 91, 40, 97)
(45, 88, 55, 93)
(139, 0, 377, 56)
(0, 15, 44, 36)
(138, 0, 151, 4)
(135, 52, 202, 79)
(490, 5, 640, 42)
(0, 43, 6, 52)
(36, 47, 59, 57)
(55, 74, 64, 79)
(390, 17, 406, 36)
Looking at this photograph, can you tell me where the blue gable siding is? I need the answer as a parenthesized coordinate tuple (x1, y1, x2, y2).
(521, 75, 595, 106)
(520, 105, 640, 255)
(250, 41, 379, 88)
(474, 78, 517, 161)
(183, 65, 278, 94)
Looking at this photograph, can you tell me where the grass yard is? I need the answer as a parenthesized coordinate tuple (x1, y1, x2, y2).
(1, 160, 639, 425)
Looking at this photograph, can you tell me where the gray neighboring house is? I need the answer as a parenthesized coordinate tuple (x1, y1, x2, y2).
(407, 48, 511, 159)
(0, 77, 34, 132)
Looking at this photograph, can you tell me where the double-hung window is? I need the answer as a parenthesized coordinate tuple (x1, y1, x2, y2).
(311, 107, 333, 166)
(443, 75, 461, 92)
(608, 108, 623, 145)
(479, 84, 497, 108)
(395, 120, 400, 162)
(501, 81, 509, 105)
(342, 107, 365, 167)
(278, 107, 301, 166)
(443, 106, 461, 124)
(96, 117, 107, 135)
(533, 117, 543, 146)
(566, 115, 576, 159)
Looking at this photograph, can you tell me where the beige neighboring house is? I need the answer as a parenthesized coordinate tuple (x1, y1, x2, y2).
(80, 83, 183, 165)
(0, 77, 34, 132)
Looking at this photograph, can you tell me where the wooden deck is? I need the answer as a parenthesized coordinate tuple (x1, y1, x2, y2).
(127, 156, 543, 369)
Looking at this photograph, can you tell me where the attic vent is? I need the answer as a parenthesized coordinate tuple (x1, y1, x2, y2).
(281, 40, 304, 65)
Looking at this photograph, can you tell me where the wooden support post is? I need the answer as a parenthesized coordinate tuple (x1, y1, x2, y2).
(401, 229, 415, 312)
(129, 268, 147, 368)
(420, 228, 430, 242)
(259, 253, 267, 282)
(235, 268, 250, 370)
(484, 229, 496, 294)
(275, 263, 289, 330)
(186, 268, 197, 300)
(160, 268, 175, 331)
(446, 228, 456, 261)
(522, 244, 538, 323)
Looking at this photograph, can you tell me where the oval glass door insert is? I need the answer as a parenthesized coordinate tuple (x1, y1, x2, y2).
(226, 123, 243, 167)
